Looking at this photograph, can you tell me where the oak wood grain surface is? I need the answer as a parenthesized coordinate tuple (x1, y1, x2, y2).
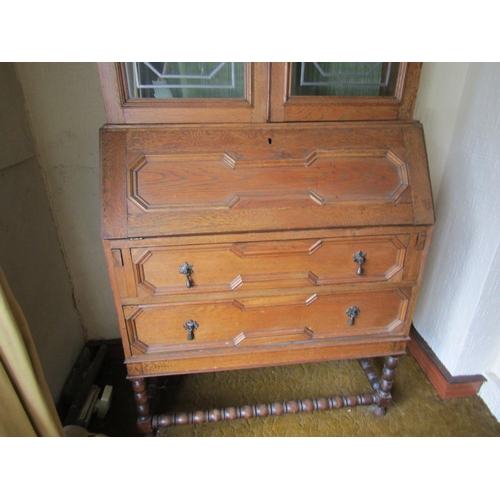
(124, 287, 410, 355)
(101, 122, 432, 238)
(129, 234, 408, 297)
(125, 339, 408, 377)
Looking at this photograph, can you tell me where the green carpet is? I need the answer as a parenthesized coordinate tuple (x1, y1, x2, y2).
(154, 353, 500, 437)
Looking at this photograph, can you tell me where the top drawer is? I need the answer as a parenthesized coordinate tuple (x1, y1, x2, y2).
(101, 123, 434, 239)
(130, 234, 408, 297)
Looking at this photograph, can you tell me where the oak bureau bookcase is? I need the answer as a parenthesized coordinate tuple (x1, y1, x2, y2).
(98, 63, 434, 436)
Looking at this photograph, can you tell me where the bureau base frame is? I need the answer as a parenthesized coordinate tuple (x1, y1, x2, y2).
(130, 355, 400, 436)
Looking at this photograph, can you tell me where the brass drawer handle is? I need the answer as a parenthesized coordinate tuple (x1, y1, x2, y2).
(179, 262, 194, 288)
(183, 320, 199, 341)
(353, 251, 366, 276)
(346, 306, 360, 326)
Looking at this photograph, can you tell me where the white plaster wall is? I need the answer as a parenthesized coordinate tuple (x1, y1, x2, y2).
(414, 62, 469, 198)
(413, 63, 500, 419)
(15, 63, 118, 340)
(480, 372, 500, 420)
(481, 352, 500, 417)
(0, 63, 35, 170)
(0, 63, 85, 401)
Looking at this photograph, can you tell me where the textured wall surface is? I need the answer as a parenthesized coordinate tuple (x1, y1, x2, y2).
(0, 63, 85, 400)
(0, 63, 35, 170)
(15, 63, 117, 340)
(413, 63, 500, 418)
(414, 62, 469, 198)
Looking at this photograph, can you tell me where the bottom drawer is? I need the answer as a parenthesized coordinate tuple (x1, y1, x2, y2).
(124, 288, 410, 355)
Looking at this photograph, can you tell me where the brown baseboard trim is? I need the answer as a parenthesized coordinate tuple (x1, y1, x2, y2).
(408, 325, 486, 399)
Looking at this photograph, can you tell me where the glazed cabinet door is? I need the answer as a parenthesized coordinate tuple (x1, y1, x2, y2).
(98, 62, 422, 125)
(269, 62, 422, 122)
(98, 62, 269, 124)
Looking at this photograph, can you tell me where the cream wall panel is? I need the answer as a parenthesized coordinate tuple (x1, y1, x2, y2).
(0, 63, 85, 400)
(414, 62, 469, 200)
(413, 63, 500, 420)
(0, 157, 86, 400)
(0, 63, 35, 170)
(16, 63, 118, 340)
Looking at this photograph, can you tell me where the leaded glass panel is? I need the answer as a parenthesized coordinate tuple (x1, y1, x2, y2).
(291, 62, 400, 97)
(124, 62, 245, 99)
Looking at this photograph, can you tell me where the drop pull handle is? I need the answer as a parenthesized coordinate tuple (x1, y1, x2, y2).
(183, 320, 199, 341)
(353, 251, 366, 276)
(179, 262, 194, 288)
(346, 306, 360, 326)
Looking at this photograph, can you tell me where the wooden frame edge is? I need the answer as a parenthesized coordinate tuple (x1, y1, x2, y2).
(98, 62, 270, 124)
(398, 62, 423, 120)
(270, 62, 422, 123)
(97, 63, 125, 123)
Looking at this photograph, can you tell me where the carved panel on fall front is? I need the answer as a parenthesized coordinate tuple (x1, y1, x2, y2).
(130, 235, 408, 296)
(126, 148, 411, 235)
(123, 288, 410, 355)
(128, 149, 408, 211)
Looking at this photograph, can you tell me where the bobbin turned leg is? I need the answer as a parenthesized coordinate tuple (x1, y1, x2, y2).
(373, 355, 400, 417)
(131, 378, 154, 436)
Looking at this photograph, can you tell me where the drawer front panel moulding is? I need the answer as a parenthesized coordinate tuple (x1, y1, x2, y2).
(129, 234, 409, 297)
(123, 288, 411, 355)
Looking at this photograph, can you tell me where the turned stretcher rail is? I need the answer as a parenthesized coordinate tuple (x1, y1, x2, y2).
(131, 355, 400, 435)
(152, 392, 376, 429)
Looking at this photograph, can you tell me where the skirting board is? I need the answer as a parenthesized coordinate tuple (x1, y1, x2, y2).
(408, 325, 486, 399)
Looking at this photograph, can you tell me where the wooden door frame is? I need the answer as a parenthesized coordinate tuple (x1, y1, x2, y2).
(97, 62, 270, 124)
(98, 62, 422, 124)
(269, 62, 422, 122)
